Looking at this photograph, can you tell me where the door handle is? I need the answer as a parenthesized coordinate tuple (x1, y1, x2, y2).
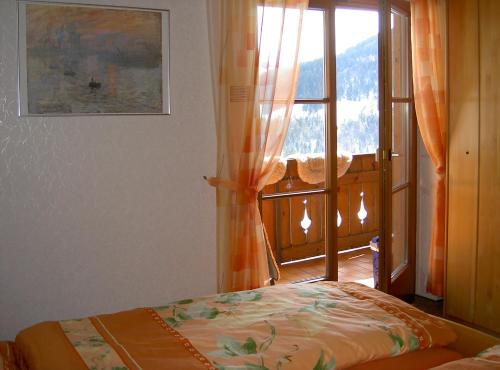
(389, 149, 400, 160)
(376, 148, 398, 162)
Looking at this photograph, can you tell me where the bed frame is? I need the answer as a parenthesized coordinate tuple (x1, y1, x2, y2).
(441, 317, 499, 357)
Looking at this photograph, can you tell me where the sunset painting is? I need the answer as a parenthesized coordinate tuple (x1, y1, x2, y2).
(23, 3, 164, 114)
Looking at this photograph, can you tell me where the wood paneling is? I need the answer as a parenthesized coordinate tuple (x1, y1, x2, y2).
(475, 0, 500, 333)
(447, 0, 500, 334)
(446, 0, 479, 323)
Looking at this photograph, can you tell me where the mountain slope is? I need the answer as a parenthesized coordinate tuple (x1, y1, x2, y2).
(296, 35, 378, 100)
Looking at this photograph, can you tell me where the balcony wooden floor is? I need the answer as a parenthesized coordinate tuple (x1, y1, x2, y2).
(277, 246, 375, 288)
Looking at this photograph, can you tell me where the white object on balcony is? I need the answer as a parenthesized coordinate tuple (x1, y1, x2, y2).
(337, 209, 342, 227)
(295, 154, 325, 184)
(337, 151, 353, 178)
(300, 199, 312, 234)
(263, 156, 288, 185)
(357, 191, 368, 225)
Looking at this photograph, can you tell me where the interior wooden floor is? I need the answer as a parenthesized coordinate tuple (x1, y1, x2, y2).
(277, 247, 445, 317)
(277, 246, 375, 288)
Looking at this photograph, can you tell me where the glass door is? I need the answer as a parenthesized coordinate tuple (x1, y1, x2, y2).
(379, 0, 416, 297)
(389, 4, 416, 297)
(259, 0, 416, 292)
(335, 6, 381, 288)
(260, 7, 333, 284)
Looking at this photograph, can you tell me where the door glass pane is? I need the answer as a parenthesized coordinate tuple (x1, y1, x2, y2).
(336, 9, 379, 155)
(392, 102, 410, 188)
(282, 104, 326, 158)
(335, 8, 380, 289)
(391, 12, 409, 98)
(261, 194, 326, 283)
(296, 10, 325, 99)
(392, 188, 408, 275)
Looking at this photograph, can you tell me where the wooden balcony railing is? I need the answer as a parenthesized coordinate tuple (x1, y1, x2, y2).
(261, 153, 379, 264)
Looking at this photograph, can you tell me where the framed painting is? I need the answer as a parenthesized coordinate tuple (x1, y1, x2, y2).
(17, 1, 170, 116)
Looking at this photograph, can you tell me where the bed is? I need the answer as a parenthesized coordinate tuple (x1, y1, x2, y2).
(1, 281, 498, 370)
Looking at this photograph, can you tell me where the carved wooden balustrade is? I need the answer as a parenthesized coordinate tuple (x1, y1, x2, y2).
(261, 153, 379, 264)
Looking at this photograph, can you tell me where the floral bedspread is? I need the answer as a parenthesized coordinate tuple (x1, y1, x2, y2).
(146, 281, 455, 369)
(17, 282, 457, 370)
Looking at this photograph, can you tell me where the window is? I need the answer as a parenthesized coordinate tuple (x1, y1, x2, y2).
(282, 7, 381, 157)
(336, 8, 379, 155)
(283, 9, 326, 157)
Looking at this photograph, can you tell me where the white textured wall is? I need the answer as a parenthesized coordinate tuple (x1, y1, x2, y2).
(0, 0, 216, 339)
(416, 132, 441, 300)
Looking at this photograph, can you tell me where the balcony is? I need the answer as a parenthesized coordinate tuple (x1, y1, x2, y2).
(261, 153, 379, 285)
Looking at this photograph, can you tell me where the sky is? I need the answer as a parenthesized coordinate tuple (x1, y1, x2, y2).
(299, 8, 379, 62)
(26, 4, 162, 50)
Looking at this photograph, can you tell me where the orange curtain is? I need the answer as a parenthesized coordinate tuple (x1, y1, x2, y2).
(410, 0, 447, 296)
(207, 0, 308, 292)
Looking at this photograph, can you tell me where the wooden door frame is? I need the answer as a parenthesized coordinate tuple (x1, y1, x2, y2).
(304, 0, 339, 281)
(325, 1, 339, 281)
(379, 0, 417, 297)
(378, 0, 393, 293)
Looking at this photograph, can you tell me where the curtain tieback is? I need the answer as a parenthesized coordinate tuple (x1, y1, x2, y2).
(204, 176, 258, 198)
(436, 165, 445, 178)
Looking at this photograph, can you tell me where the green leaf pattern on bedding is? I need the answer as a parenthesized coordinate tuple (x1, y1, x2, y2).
(161, 302, 222, 328)
(312, 351, 336, 370)
(216, 291, 263, 304)
(211, 322, 310, 370)
(389, 333, 405, 355)
(296, 285, 332, 298)
(60, 319, 129, 370)
(149, 282, 449, 370)
(212, 335, 259, 358)
(408, 333, 421, 352)
(299, 299, 338, 313)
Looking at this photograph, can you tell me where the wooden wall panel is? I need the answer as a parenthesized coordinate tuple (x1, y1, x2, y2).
(475, 0, 500, 333)
(446, 0, 479, 323)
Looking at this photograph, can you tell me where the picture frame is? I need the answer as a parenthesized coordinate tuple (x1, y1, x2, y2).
(17, 0, 171, 116)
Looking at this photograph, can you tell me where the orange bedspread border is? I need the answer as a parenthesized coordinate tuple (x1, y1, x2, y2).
(145, 308, 215, 369)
